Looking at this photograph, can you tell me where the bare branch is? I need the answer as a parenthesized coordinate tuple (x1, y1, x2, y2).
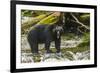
(77, 26, 84, 33)
(70, 13, 90, 30)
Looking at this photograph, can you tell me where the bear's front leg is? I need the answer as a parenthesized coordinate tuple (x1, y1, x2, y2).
(55, 38, 61, 53)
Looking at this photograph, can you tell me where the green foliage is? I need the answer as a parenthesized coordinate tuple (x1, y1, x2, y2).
(77, 32, 90, 47)
(32, 54, 41, 62)
(21, 10, 51, 17)
(80, 14, 90, 21)
(62, 46, 89, 54)
(79, 13, 90, 25)
(82, 32, 90, 41)
(61, 33, 90, 54)
(21, 10, 35, 17)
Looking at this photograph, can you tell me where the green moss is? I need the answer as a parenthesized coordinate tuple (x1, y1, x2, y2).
(61, 46, 89, 54)
(62, 33, 78, 40)
(32, 54, 41, 62)
(80, 14, 90, 21)
(77, 32, 90, 47)
(82, 33, 90, 41)
(36, 13, 59, 25)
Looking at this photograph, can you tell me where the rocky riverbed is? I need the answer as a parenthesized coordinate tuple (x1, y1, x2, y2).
(21, 35, 90, 63)
(21, 50, 90, 63)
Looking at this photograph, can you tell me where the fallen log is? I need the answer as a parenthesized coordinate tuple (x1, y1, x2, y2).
(22, 14, 47, 30)
(29, 12, 61, 31)
(36, 12, 61, 25)
(22, 12, 53, 33)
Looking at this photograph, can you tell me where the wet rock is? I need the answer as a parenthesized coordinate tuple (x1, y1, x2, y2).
(21, 50, 90, 63)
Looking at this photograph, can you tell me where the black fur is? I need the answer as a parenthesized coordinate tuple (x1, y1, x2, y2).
(27, 24, 63, 54)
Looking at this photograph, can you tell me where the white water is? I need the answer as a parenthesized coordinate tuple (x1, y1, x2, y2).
(21, 50, 90, 63)
(21, 35, 89, 63)
(21, 35, 82, 51)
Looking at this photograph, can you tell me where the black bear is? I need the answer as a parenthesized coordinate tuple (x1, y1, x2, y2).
(27, 24, 63, 55)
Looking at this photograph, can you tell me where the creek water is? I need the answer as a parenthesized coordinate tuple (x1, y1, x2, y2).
(21, 35, 90, 63)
